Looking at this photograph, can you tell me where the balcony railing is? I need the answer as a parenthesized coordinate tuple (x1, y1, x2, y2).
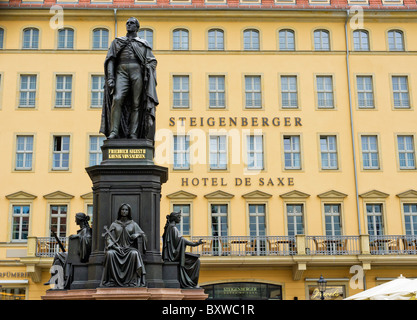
(191, 236, 297, 256)
(306, 235, 361, 255)
(35, 236, 68, 257)
(369, 235, 417, 255)
(32, 234, 417, 257)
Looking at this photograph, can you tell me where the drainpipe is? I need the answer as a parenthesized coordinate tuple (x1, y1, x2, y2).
(344, 10, 361, 236)
(114, 9, 117, 37)
(345, 9, 367, 292)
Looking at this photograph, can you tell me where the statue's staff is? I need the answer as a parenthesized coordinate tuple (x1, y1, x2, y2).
(51, 229, 66, 253)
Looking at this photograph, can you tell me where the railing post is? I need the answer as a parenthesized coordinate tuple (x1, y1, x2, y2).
(360, 234, 370, 255)
(296, 235, 306, 255)
(27, 236, 38, 257)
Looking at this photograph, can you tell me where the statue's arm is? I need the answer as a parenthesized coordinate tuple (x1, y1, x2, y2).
(106, 58, 116, 88)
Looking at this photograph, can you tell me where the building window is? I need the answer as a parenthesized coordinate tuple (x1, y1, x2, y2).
(397, 135, 415, 169)
(0, 28, 4, 49)
(243, 29, 259, 51)
(245, 75, 262, 108)
(50, 205, 67, 237)
(320, 135, 338, 170)
(208, 29, 224, 50)
(357, 76, 374, 108)
(12, 205, 30, 241)
(287, 204, 304, 236)
(316, 75, 334, 108)
(0, 287, 26, 300)
(314, 29, 330, 51)
(247, 135, 264, 170)
(211, 204, 228, 237)
(15, 135, 33, 170)
(280, 75, 298, 109)
(19, 75, 36, 108)
(353, 30, 369, 51)
(89, 136, 105, 166)
(138, 28, 153, 49)
(91, 75, 105, 108)
(361, 135, 379, 169)
(173, 135, 190, 170)
(284, 135, 301, 170)
(173, 29, 189, 50)
(172, 204, 190, 236)
(53, 135, 70, 170)
(209, 135, 227, 170)
(87, 204, 94, 226)
(388, 30, 404, 51)
(249, 204, 266, 253)
(55, 75, 72, 108)
(92, 28, 109, 50)
(22, 28, 39, 49)
(279, 29, 295, 51)
(392, 76, 410, 108)
(173, 75, 189, 108)
(209, 75, 226, 109)
(324, 204, 341, 236)
(57, 28, 74, 49)
(366, 204, 384, 236)
(404, 204, 417, 235)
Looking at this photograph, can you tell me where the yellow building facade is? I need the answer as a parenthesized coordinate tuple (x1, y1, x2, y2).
(1, 3, 417, 300)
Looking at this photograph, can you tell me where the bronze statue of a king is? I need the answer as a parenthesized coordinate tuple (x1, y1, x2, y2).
(100, 17, 158, 141)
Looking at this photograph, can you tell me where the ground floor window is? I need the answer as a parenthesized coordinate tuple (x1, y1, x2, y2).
(202, 282, 282, 300)
(0, 287, 26, 300)
(308, 284, 345, 300)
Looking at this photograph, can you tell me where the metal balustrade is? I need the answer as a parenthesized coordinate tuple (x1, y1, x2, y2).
(34, 234, 417, 257)
(369, 235, 417, 255)
(190, 236, 297, 256)
(306, 235, 360, 255)
(35, 237, 68, 257)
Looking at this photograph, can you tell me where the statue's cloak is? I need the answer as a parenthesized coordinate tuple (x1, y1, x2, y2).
(99, 36, 158, 139)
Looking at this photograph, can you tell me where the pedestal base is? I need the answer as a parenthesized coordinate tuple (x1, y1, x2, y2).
(42, 287, 208, 300)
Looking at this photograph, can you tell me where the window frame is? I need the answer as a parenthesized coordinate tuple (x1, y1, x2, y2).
(173, 134, 190, 170)
(172, 28, 189, 50)
(15, 135, 34, 171)
(22, 27, 39, 50)
(57, 27, 74, 50)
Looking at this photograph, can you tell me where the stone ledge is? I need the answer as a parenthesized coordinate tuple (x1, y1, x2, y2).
(42, 287, 208, 300)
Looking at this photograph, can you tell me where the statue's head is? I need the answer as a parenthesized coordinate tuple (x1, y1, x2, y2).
(75, 212, 90, 227)
(167, 211, 181, 223)
(117, 203, 133, 220)
(126, 17, 140, 33)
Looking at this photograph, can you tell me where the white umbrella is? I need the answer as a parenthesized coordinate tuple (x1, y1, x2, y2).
(345, 275, 417, 300)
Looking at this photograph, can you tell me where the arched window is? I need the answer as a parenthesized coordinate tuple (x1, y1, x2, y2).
(138, 28, 153, 49)
(279, 29, 295, 51)
(208, 29, 224, 50)
(22, 28, 39, 49)
(58, 28, 74, 49)
(388, 29, 404, 51)
(173, 29, 189, 50)
(243, 29, 259, 50)
(353, 30, 369, 51)
(314, 29, 330, 51)
(92, 28, 109, 50)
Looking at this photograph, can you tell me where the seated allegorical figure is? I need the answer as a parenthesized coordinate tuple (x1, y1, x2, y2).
(162, 211, 203, 288)
(100, 203, 147, 287)
(45, 212, 92, 289)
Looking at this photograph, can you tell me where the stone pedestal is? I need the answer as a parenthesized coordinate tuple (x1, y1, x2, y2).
(41, 287, 208, 300)
(85, 138, 168, 289)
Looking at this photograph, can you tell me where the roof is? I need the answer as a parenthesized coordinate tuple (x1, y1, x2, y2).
(1, 0, 417, 11)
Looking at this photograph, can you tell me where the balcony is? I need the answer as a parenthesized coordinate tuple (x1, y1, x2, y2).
(20, 234, 417, 283)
